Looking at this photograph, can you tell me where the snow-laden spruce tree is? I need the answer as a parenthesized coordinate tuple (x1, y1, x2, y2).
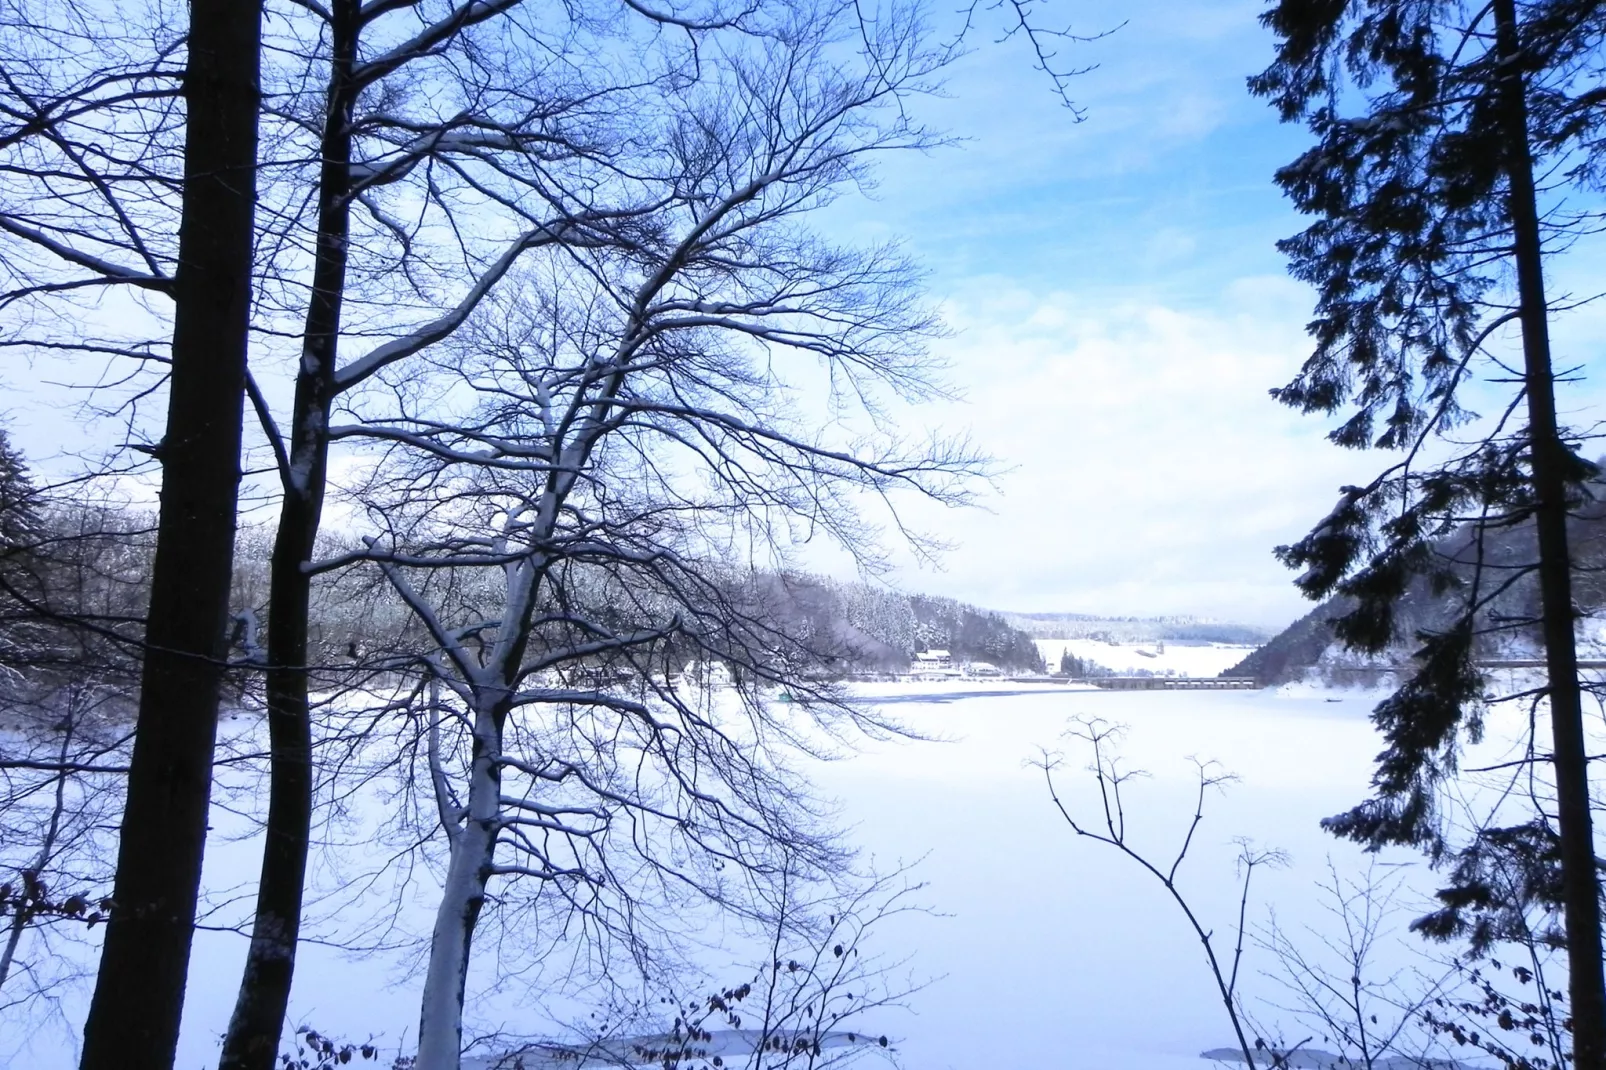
(309, 7, 978, 1063)
(1252, 3, 1606, 1063)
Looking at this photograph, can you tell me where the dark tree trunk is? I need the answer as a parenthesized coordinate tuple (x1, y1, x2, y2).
(216, 3, 359, 1066)
(77, 3, 263, 1069)
(1493, 2, 1606, 1066)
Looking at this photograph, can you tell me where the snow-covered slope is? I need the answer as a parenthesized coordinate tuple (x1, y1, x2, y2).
(1033, 638, 1260, 677)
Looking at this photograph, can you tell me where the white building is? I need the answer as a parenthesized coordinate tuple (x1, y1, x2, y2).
(908, 649, 956, 681)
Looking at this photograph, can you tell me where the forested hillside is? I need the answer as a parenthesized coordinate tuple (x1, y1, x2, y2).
(0, 469, 1043, 712)
(1228, 482, 1606, 685)
(907, 595, 1046, 670)
(0, 442, 148, 731)
(271, 565, 1046, 679)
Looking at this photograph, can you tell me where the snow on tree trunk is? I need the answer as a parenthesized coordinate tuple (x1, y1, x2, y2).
(416, 704, 502, 1070)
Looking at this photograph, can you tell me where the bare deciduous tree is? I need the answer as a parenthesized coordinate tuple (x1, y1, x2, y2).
(1257, 861, 1454, 1070)
(0, 684, 131, 1061)
(266, 10, 977, 1061)
(1041, 717, 1286, 1070)
(224, 0, 945, 1056)
(0, 0, 1073, 1063)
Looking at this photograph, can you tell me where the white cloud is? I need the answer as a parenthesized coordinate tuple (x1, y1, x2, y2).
(876, 275, 1384, 626)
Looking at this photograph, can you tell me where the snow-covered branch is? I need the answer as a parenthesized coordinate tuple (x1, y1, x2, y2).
(333, 218, 606, 392)
(352, 0, 527, 87)
(0, 216, 172, 294)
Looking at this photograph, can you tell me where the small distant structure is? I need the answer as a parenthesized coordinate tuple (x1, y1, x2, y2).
(910, 649, 954, 680)
(963, 661, 1002, 678)
(1094, 676, 1257, 691)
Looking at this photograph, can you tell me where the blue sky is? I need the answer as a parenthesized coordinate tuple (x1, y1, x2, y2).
(10, 0, 1603, 631)
(873, 0, 1305, 297)
(793, 0, 1370, 627)
(823, 0, 1605, 628)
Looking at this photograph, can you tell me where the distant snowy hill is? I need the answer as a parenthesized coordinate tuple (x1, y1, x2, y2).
(1000, 611, 1272, 645)
(1033, 638, 1259, 678)
(1202, 1048, 1473, 1070)
(990, 611, 1269, 679)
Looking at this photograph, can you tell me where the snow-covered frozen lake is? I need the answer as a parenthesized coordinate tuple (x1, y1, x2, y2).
(7, 682, 1452, 1069)
(802, 681, 1401, 1070)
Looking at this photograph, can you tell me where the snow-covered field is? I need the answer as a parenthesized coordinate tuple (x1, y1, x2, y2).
(3, 680, 1537, 1069)
(1033, 638, 1258, 677)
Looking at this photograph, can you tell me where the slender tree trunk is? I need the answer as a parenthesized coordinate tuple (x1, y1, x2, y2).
(217, 4, 359, 1066)
(0, 900, 28, 993)
(416, 707, 500, 1070)
(1, 721, 73, 994)
(1493, 3, 1606, 1067)
(213, 507, 316, 1070)
(77, 5, 262, 1068)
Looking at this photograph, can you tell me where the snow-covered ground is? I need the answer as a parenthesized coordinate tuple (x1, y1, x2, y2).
(1034, 637, 1258, 677)
(3, 680, 1547, 1069)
